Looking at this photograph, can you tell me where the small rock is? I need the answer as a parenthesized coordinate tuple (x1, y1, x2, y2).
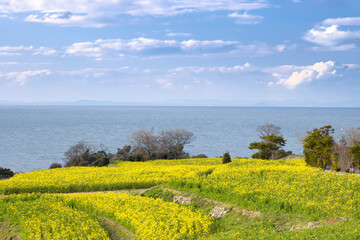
(304, 222, 316, 229)
(210, 206, 228, 218)
(172, 196, 191, 205)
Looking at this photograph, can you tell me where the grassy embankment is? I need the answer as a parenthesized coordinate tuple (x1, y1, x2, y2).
(1, 158, 360, 239)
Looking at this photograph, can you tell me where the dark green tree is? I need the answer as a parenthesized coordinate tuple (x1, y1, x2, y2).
(0, 167, 14, 180)
(222, 152, 231, 164)
(249, 124, 292, 160)
(303, 125, 334, 169)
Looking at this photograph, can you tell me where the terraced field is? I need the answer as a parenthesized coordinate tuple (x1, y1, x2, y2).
(1, 158, 360, 239)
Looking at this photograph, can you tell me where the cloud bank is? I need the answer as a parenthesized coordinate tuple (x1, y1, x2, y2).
(267, 61, 336, 89)
(0, 0, 271, 27)
(0, 45, 57, 56)
(64, 37, 278, 58)
(228, 12, 263, 24)
(304, 17, 360, 51)
(0, 70, 51, 86)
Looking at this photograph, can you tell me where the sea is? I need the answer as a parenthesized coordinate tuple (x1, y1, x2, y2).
(1, 106, 359, 172)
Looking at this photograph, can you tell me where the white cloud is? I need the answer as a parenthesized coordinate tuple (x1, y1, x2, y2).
(33, 47, 58, 56)
(304, 25, 360, 47)
(267, 61, 336, 89)
(58, 67, 129, 77)
(166, 32, 192, 37)
(304, 17, 360, 51)
(0, 70, 51, 85)
(323, 17, 360, 26)
(275, 44, 286, 52)
(228, 12, 263, 24)
(65, 38, 275, 58)
(0, 46, 33, 51)
(59, 68, 111, 78)
(0, 45, 57, 56)
(180, 39, 238, 49)
(0, 0, 272, 27)
(170, 63, 252, 73)
(65, 38, 178, 57)
(64, 42, 103, 57)
(25, 12, 108, 28)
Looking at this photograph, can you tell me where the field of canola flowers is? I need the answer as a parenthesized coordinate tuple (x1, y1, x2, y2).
(0, 161, 214, 194)
(0, 193, 211, 240)
(1, 158, 360, 239)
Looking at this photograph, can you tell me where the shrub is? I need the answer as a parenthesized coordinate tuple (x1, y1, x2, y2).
(140, 188, 174, 202)
(79, 161, 89, 166)
(110, 145, 132, 161)
(63, 142, 110, 167)
(222, 152, 231, 164)
(89, 151, 110, 167)
(192, 154, 208, 158)
(0, 167, 14, 180)
(49, 163, 62, 169)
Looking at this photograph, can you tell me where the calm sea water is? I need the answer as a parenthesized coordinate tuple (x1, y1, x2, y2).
(1, 106, 359, 172)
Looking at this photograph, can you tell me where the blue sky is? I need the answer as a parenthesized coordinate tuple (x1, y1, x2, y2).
(0, 0, 359, 106)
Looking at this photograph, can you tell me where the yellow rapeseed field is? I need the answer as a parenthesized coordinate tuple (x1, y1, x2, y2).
(2, 158, 360, 239)
(0, 160, 214, 194)
(0, 192, 212, 240)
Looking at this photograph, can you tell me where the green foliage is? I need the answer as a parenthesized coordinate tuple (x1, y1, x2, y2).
(0, 167, 14, 180)
(126, 153, 145, 162)
(222, 152, 231, 164)
(65, 142, 110, 167)
(303, 125, 334, 169)
(249, 124, 292, 160)
(140, 188, 174, 202)
(49, 163, 62, 169)
(90, 151, 110, 167)
(192, 154, 208, 158)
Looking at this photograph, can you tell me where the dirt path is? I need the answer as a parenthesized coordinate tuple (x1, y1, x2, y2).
(60, 188, 149, 195)
(0, 221, 21, 240)
(99, 217, 135, 240)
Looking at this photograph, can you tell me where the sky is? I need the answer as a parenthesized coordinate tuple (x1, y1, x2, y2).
(0, 0, 359, 107)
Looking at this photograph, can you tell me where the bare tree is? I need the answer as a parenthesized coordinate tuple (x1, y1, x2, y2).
(159, 129, 195, 158)
(336, 127, 360, 171)
(257, 124, 282, 137)
(129, 128, 159, 159)
(345, 127, 360, 147)
(333, 137, 352, 171)
(63, 141, 94, 167)
(128, 128, 195, 160)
